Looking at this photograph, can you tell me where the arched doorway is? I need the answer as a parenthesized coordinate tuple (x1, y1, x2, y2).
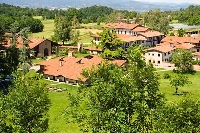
(44, 48, 49, 56)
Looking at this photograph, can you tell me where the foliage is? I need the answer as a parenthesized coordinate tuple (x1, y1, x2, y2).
(67, 46, 164, 132)
(0, 71, 50, 133)
(52, 16, 71, 45)
(143, 9, 170, 34)
(18, 27, 32, 74)
(153, 98, 200, 132)
(171, 49, 194, 73)
(177, 28, 185, 37)
(163, 73, 171, 79)
(71, 17, 80, 46)
(169, 74, 191, 94)
(99, 28, 125, 59)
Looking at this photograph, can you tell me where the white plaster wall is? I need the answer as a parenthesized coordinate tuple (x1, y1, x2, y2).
(145, 51, 163, 65)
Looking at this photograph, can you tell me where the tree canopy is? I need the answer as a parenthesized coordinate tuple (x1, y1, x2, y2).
(171, 49, 194, 73)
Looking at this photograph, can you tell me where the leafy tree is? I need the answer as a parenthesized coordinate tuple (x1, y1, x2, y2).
(67, 46, 164, 132)
(52, 16, 71, 45)
(153, 98, 200, 132)
(99, 28, 124, 59)
(143, 9, 170, 34)
(2, 71, 50, 133)
(177, 28, 185, 37)
(18, 27, 32, 74)
(71, 16, 80, 46)
(170, 74, 191, 94)
(171, 49, 194, 73)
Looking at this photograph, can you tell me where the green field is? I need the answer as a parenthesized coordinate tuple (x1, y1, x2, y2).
(45, 71, 200, 132)
(32, 19, 55, 39)
(32, 16, 103, 44)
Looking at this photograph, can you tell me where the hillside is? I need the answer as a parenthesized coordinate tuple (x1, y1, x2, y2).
(0, 0, 194, 12)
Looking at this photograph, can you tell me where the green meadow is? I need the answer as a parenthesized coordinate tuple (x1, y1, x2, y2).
(45, 71, 200, 133)
(32, 16, 103, 44)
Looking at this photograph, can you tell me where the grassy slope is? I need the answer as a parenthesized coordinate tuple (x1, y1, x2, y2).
(158, 71, 200, 102)
(46, 71, 200, 132)
(46, 82, 81, 133)
(31, 17, 103, 43)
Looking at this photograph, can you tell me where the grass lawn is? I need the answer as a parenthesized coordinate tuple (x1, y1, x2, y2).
(32, 58, 45, 64)
(31, 17, 101, 44)
(31, 17, 54, 39)
(45, 71, 200, 132)
(158, 71, 200, 102)
(45, 81, 81, 133)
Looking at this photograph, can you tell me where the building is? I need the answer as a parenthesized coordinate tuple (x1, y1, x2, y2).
(161, 36, 200, 52)
(38, 55, 127, 85)
(2, 37, 58, 57)
(145, 37, 197, 65)
(92, 22, 164, 48)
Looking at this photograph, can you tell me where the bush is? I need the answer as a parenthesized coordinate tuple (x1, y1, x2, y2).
(163, 73, 171, 79)
(80, 49, 88, 54)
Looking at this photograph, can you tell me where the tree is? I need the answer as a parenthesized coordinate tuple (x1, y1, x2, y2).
(52, 16, 71, 45)
(18, 27, 32, 74)
(177, 28, 185, 37)
(71, 16, 80, 46)
(171, 49, 194, 73)
(153, 98, 200, 132)
(143, 9, 170, 34)
(170, 74, 191, 94)
(99, 28, 125, 59)
(2, 71, 50, 133)
(67, 46, 164, 132)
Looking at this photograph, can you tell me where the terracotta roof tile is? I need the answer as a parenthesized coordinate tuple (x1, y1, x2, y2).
(193, 52, 200, 56)
(147, 45, 175, 53)
(104, 23, 139, 30)
(38, 55, 126, 81)
(139, 31, 164, 37)
(116, 34, 147, 42)
(2, 37, 46, 49)
(132, 26, 149, 32)
(161, 36, 200, 44)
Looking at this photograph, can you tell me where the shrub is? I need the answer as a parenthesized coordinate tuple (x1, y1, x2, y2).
(163, 73, 171, 79)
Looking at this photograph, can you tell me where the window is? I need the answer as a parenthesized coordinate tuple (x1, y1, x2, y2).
(164, 53, 166, 56)
(158, 61, 160, 64)
(148, 53, 150, 55)
(125, 31, 126, 34)
(158, 54, 160, 57)
(152, 54, 154, 56)
(197, 49, 199, 52)
(149, 60, 151, 63)
(121, 31, 122, 34)
(168, 52, 170, 55)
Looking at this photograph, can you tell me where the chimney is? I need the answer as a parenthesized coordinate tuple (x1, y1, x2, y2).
(68, 51, 74, 57)
(60, 61, 63, 67)
(59, 57, 64, 67)
(78, 43, 83, 52)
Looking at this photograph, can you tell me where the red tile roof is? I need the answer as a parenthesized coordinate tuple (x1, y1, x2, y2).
(193, 52, 200, 56)
(132, 26, 149, 32)
(84, 47, 102, 52)
(161, 36, 200, 44)
(38, 55, 126, 81)
(116, 34, 147, 42)
(2, 37, 47, 49)
(147, 45, 175, 53)
(104, 23, 139, 30)
(139, 31, 164, 37)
